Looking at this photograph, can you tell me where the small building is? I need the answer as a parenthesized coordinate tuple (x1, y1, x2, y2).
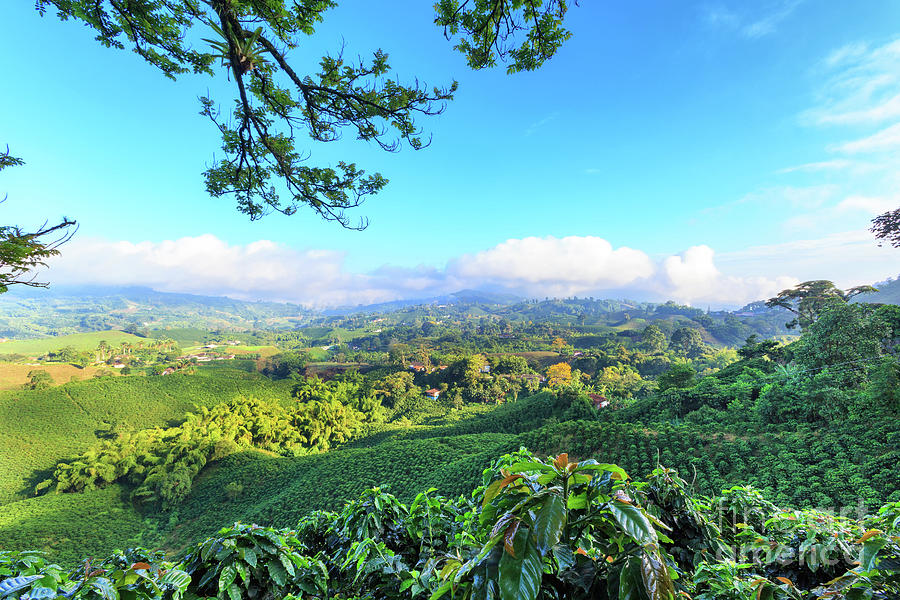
(161, 367, 176, 375)
(425, 388, 441, 399)
(480, 364, 491, 373)
(588, 393, 609, 409)
(409, 362, 427, 372)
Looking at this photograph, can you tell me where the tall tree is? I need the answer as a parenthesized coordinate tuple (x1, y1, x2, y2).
(871, 207, 900, 248)
(670, 327, 704, 358)
(34, 0, 575, 228)
(765, 280, 877, 330)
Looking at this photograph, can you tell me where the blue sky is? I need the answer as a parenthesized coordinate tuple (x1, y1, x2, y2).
(2, 0, 898, 306)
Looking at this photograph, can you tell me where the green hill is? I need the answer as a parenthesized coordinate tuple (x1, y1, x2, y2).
(0, 367, 295, 562)
(859, 275, 900, 305)
(0, 330, 143, 356)
(0, 367, 292, 506)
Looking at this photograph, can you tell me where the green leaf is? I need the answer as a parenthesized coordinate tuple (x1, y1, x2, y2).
(278, 552, 295, 578)
(553, 545, 576, 571)
(218, 565, 237, 592)
(537, 472, 557, 485)
(235, 562, 249, 585)
(160, 570, 191, 592)
(640, 551, 675, 600)
(608, 501, 655, 546)
(88, 578, 119, 600)
(567, 493, 587, 510)
(241, 547, 257, 568)
(533, 494, 566, 553)
(617, 556, 644, 600)
(430, 580, 453, 600)
(267, 559, 288, 587)
(577, 463, 628, 481)
(482, 479, 505, 508)
(455, 535, 503, 585)
(226, 582, 241, 600)
(498, 528, 542, 600)
(21, 587, 55, 600)
(860, 537, 889, 571)
(0, 575, 42, 598)
(508, 461, 554, 474)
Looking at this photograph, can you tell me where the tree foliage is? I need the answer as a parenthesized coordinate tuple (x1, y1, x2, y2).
(871, 206, 900, 248)
(434, 0, 576, 73)
(39, 394, 380, 506)
(5, 451, 900, 600)
(765, 280, 877, 330)
(545, 362, 572, 388)
(34, 0, 577, 227)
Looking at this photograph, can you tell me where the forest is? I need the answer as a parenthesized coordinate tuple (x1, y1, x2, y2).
(0, 277, 898, 599)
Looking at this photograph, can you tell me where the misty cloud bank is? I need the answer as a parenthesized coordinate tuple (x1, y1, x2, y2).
(42, 232, 893, 308)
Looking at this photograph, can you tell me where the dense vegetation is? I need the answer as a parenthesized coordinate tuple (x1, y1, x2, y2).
(38, 393, 382, 506)
(2, 451, 899, 600)
(0, 282, 898, 598)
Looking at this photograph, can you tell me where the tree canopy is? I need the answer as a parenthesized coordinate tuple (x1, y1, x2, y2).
(871, 207, 900, 248)
(34, 0, 575, 228)
(764, 280, 877, 330)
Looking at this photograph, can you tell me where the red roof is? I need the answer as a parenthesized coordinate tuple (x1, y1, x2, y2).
(425, 388, 441, 394)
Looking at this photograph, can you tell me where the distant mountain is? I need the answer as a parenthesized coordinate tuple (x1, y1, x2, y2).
(0, 283, 805, 342)
(0, 285, 314, 338)
(856, 275, 900, 306)
(321, 295, 456, 317)
(451, 289, 523, 304)
(321, 289, 523, 316)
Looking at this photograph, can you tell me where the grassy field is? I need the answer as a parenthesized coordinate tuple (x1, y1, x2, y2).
(224, 345, 280, 357)
(3, 369, 898, 566)
(0, 330, 143, 356)
(0, 362, 115, 390)
(0, 376, 560, 563)
(0, 486, 152, 565)
(0, 367, 293, 505)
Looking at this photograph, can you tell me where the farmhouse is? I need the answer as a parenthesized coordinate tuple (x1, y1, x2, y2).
(588, 393, 610, 409)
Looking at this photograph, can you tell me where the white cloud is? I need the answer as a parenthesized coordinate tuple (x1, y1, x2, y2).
(38, 232, 885, 309)
(823, 42, 869, 69)
(43, 234, 420, 307)
(524, 112, 559, 136)
(658, 246, 798, 304)
(804, 39, 900, 127)
(832, 121, 900, 153)
(741, 0, 803, 39)
(702, 1, 803, 39)
(449, 236, 654, 286)
(717, 230, 896, 289)
(779, 193, 896, 232)
(722, 185, 839, 212)
(835, 195, 897, 215)
(776, 159, 861, 173)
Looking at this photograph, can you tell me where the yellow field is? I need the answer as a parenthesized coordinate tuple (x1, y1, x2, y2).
(0, 363, 117, 390)
(230, 345, 280, 357)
